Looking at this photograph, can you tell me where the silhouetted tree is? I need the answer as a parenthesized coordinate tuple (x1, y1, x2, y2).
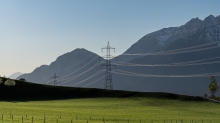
(208, 76, 219, 97)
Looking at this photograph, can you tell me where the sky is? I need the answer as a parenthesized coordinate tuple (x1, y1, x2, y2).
(0, 0, 220, 77)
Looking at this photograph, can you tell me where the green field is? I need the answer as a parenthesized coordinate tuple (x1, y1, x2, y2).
(0, 78, 219, 123)
(0, 97, 220, 123)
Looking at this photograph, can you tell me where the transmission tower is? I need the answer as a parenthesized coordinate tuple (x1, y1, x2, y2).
(101, 41, 117, 90)
(51, 73, 60, 86)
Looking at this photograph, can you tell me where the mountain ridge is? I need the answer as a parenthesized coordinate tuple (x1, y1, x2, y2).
(17, 14, 220, 96)
(120, 14, 220, 62)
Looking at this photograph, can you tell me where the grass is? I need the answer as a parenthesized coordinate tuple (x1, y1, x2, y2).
(0, 78, 220, 123)
(0, 97, 220, 123)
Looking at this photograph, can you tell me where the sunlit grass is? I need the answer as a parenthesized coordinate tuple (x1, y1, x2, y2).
(0, 97, 219, 123)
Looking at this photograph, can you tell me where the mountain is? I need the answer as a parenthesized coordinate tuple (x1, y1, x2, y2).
(17, 48, 103, 85)
(95, 14, 220, 96)
(17, 15, 220, 96)
(119, 15, 220, 62)
(9, 72, 23, 79)
(113, 15, 220, 96)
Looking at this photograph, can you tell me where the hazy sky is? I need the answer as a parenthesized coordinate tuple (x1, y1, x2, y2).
(0, 0, 220, 76)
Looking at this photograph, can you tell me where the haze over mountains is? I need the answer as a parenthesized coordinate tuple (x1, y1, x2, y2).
(18, 15, 220, 96)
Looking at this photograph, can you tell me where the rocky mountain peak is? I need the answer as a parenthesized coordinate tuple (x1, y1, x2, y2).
(72, 48, 87, 52)
(184, 17, 203, 29)
(204, 15, 215, 23)
(55, 48, 94, 62)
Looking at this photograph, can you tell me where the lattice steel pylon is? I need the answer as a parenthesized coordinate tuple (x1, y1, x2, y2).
(51, 73, 60, 86)
(101, 41, 116, 90)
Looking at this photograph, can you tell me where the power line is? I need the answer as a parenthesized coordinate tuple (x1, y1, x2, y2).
(44, 56, 100, 84)
(59, 56, 99, 79)
(66, 69, 105, 87)
(114, 61, 220, 67)
(155, 41, 220, 54)
(140, 21, 220, 41)
(45, 60, 103, 85)
(60, 61, 102, 81)
(44, 41, 220, 85)
(41, 22, 220, 86)
(83, 70, 116, 87)
(58, 61, 104, 85)
(56, 54, 94, 73)
(37, 54, 94, 83)
(37, 73, 55, 83)
(112, 69, 220, 78)
(68, 66, 117, 87)
(122, 44, 220, 56)
(114, 58, 220, 67)
(40, 41, 220, 84)
(54, 42, 218, 85)
(115, 22, 220, 57)
(117, 56, 220, 65)
(61, 63, 117, 87)
(38, 21, 220, 84)
(82, 75, 105, 87)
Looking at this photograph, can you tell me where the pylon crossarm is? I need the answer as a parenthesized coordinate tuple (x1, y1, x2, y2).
(102, 47, 115, 50)
(109, 47, 115, 50)
(102, 47, 108, 49)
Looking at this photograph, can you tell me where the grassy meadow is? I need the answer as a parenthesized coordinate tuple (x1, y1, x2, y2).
(0, 79, 219, 123)
(0, 97, 220, 123)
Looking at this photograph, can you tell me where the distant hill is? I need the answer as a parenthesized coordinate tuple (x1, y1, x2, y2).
(9, 72, 23, 79)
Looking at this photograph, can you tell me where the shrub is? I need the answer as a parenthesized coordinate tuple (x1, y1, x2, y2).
(4, 78, 16, 86)
(208, 76, 219, 97)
